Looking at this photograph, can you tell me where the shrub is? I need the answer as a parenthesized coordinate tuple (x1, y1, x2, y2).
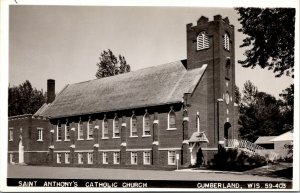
(209, 146, 267, 171)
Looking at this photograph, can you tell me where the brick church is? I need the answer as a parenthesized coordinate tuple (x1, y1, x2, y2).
(8, 15, 239, 169)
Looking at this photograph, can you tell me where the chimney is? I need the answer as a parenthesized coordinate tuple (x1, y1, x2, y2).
(47, 79, 55, 104)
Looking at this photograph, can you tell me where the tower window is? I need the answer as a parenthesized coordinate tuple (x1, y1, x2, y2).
(78, 121, 84, 140)
(57, 123, 62, 141)
(37, 128, 43, 141)
(65, 123, 70, 141)
(87, 120, 93, 139)
(223, 33, 230, 51)
(197, 31, 209, 50)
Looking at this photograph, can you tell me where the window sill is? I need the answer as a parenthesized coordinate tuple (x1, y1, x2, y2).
(168, 163, 176, 165)
(131, 163, 137, 165)
(64, 139, 70, 142)
(166, 128, 177, 131)
(86, 138, 94, 141)
(65, 162, 70, 164)
(77, 138, 84, 141)
(9, 140, 13, 142)
(37, 140, 43, 142)
(88, 163, 93, 165)
(101, 137, 109, 140)
(56, 140, 62, 142)
(143, 163, 151, 165)
(113, 163, 120, 165)
(142, 135, 151, 138)
(103, 162, 108, 164)
(129, 135, 138, 138)
(112, 136, 120, 139)
(78, 162, 83, 164)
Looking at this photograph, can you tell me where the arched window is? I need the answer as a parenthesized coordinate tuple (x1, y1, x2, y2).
(113, 116, 120, 138)
(197, 31, 209, 50)
(102, 117, 108, 139)
(143, 113, 151, 136)
(87, 119, 93, 139)
(130, 114, 138, 137)
(78, 120, 84, 140)
(223, 33, 230, 51)
(168, 110, 176, 129)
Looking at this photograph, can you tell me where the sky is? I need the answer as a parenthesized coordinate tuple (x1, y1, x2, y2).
(9, 5, 294, 98)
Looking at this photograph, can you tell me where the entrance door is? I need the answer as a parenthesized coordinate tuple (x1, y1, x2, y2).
(18, 139, 24, 164)
(196, 148, 204, 166)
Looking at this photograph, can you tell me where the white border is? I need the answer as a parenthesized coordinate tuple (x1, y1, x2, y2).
(1, 0, 299, 192)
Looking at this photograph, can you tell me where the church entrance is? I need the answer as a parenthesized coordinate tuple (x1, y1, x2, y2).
(224, 122, 231, 146)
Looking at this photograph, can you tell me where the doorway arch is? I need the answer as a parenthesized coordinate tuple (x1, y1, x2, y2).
(224, 122, 231, 140)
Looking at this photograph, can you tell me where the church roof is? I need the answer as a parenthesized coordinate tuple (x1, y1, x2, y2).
(39, 61, 207, 118)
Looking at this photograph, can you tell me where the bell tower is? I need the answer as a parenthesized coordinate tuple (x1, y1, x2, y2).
(186, 15, 237, 147)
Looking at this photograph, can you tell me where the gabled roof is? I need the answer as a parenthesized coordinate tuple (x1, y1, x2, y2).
(189, 132, 209, 143)
(39, 61, 207, 118)
(270, 130, 293, 142)
(254, 136, 276, 144)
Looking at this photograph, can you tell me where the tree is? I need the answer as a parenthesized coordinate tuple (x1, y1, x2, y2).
(238, 81, 285, 142)
(96, 49, 131, 79)
(9, 80, 46, 116)
(279, 84, 294, 131)
(235, 8, 295, 77)
(234, 85, 241, 104)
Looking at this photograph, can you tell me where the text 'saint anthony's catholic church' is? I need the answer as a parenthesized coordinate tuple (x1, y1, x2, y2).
(8, 15, 239, 168)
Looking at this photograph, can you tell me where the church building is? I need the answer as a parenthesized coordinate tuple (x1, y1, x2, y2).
(8, 15, 239, 169)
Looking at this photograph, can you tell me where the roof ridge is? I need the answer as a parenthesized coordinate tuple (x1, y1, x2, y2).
(69, 60, 185, 86)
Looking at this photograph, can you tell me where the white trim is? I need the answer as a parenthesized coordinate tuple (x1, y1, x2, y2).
(182, 140, 189, 144)
(126, 148, 152, 152)
(120, 142, 127, 147)
(74, 150, 94, 153)
(101, 137, 109, 140)
(9, 128, 13, 141)
(159, 147, 181, 151)
(166, 128, 177, 131)
(218, 140, 225, 145)
(54, 150, 70, 153)
(93, 144, 99, 148)
(153, 120, 159, 124)
(50, 129, 54, 133)
(143, 151, 151, 165)
(71, 127, 75, 131)
(70, 144, 75, 148)
(183, 117, 189, 122)
(130, 152, 138, 165)
(143, 113, 151, 136)
(167, 109, 176, 130)
(49, 145, 54, 149)
(152, 141, 159, 145)
(99, 149, 120, 152)
(129, 136, 138, 138)
(112, 136, 120, 139)
(8, 150, 49, 153)
(121, 123, 126, 127)
(201, 147, 218, 151)
(94, 125, 99, 130)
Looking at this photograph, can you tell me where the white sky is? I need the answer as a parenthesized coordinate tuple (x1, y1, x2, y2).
(9, 6, 294, 98)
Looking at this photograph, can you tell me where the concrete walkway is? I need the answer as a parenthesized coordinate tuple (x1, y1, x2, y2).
(7, 164, 291, 182)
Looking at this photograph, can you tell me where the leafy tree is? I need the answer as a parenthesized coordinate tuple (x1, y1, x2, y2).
(234, 85, 241, 104)
(96, 49, 131, 79)
(279, 84, 294, 131)
(238, 81, 285, 142)
(235, 8, 295, 77)
(9, 80, 46, 116)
